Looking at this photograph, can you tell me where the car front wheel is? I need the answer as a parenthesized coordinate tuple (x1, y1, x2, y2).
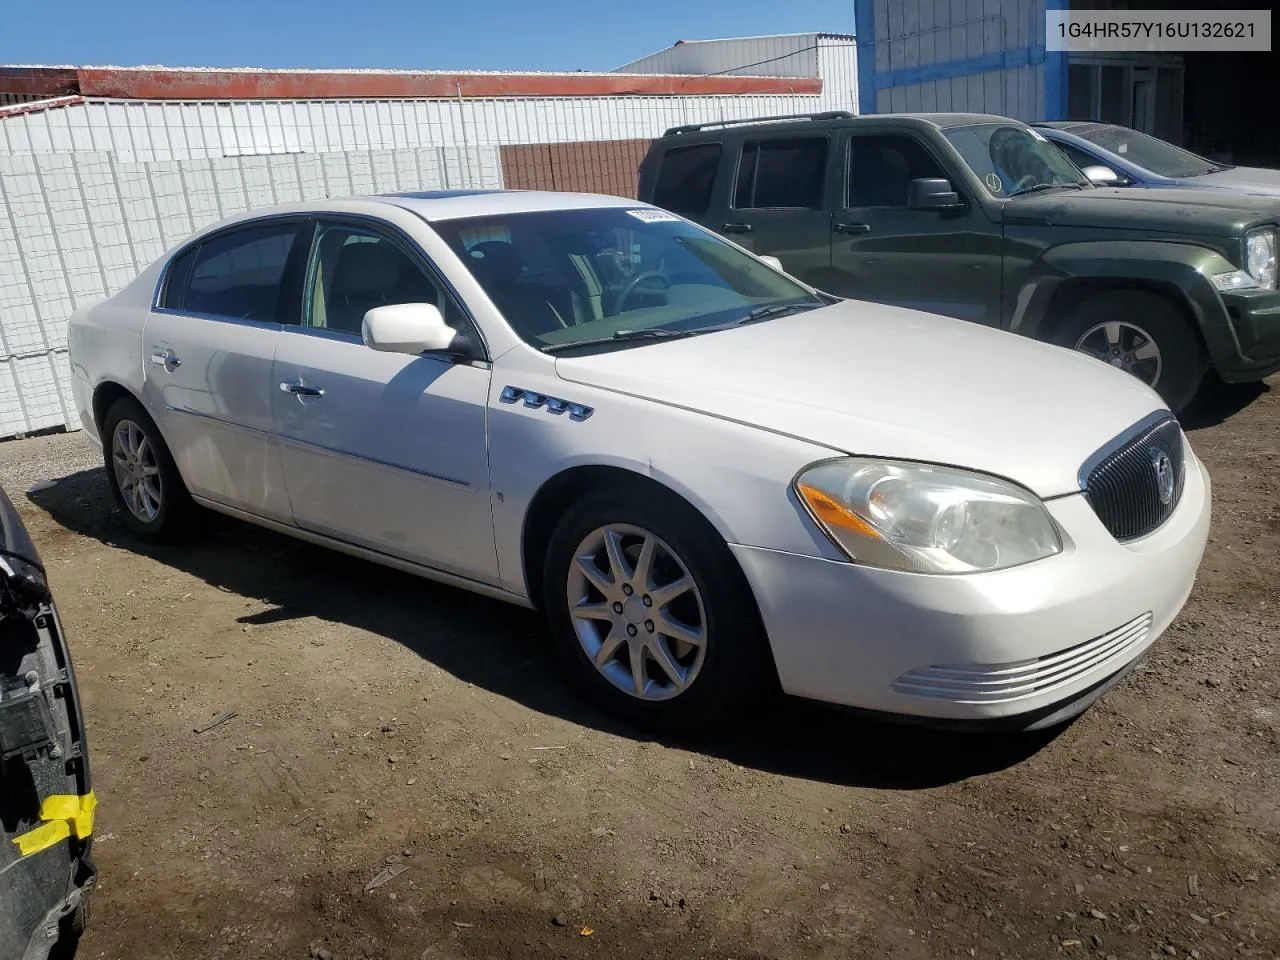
(542, 487, 773, 732)
(1050, 289, 1206, 413)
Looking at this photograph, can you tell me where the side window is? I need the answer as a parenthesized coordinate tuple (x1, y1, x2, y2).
(182, 222, 299, 322)
(304, 222, 445, 337)
(846, 135, 948, 208)
(1055, 140, 1101, 171)
(734, 137, 829, 210)
(158, 245, 198, 309)
(651, 143, 722, 218)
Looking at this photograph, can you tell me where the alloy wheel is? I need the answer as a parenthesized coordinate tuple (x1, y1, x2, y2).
(111, 419, 163, 523)
(565, 523, 707, 701)
(1074, 320, 1163, 386)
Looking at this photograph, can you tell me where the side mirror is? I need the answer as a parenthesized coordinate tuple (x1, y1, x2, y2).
(907, 178, 962, 210)
(1081, 164, 1122, 186)
(362, 302, 456, 355)
(758, 255, 784, 271)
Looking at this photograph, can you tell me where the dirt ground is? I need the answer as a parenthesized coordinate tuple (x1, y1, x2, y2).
(2, 377, 1278, 960)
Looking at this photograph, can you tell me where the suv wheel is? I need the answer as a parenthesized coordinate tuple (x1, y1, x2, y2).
(101, 396, 197, 541)
(541, 487, 774, 733)
(1051, 289, 1206, 413)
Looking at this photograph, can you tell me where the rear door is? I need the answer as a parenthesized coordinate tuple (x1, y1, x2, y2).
(141, 218, 304, 521)
(705, 133, 835, 287)
(826, 131, 1004, 324)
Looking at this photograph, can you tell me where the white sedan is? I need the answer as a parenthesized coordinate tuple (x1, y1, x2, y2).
(66, 189, 1211, 733)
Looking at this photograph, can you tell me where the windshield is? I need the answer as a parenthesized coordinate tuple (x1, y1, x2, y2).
(432, 207, 825, 351)
(944, 122, 1089, 197)
(1067, 123, 1226, 178)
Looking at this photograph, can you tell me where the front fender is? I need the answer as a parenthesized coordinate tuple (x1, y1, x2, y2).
(1011, 241, 1244, 366)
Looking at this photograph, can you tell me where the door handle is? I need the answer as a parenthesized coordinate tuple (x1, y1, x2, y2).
(833, 222, 871, 234)
(722, 222, 753, 234)
(149, 350, 181, 370)
(279, 381, 324, 398)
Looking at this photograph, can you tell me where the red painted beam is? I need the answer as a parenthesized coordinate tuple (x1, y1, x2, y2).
(0, 95, 85, 118)
(0, 67, 80, 98)
(72, 67, 822, 100)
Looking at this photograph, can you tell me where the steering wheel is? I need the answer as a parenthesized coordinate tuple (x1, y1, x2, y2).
(611, 271, 671, 313)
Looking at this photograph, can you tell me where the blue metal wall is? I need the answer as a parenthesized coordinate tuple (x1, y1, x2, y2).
(854, 0, 1067, 121)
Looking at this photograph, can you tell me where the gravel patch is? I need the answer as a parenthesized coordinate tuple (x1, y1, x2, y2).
(0, 429, 103, 500)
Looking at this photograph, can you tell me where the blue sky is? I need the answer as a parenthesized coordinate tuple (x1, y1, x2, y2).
(1, 0, 854, 73)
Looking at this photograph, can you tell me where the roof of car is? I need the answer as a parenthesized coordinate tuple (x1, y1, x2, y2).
(375, 188, 642, 221)
(657, 111, 1024, 140)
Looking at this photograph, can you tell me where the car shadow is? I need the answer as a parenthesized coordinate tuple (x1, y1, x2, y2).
(1181, 374, 1271, 431)
(28, 468, 1064, 791)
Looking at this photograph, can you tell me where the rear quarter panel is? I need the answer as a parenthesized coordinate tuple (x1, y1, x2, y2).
(67, 261, 163, 443)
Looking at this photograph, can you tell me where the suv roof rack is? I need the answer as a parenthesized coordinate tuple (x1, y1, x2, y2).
(662, 110, 856, 137)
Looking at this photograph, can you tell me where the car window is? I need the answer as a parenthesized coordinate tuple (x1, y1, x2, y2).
(846, 135, 948, 208)
(433, 206, 825, 351)
(179, 222, 300, 322)
(943, 122, 1088, 198)
(734, 137, 829, 210)
(1068, 123, 1225, 178)
(159, 245, 199, 310)
(651, 143, 722, 218)
(1051, 139, 1104, 173)
(303, 223, 444, 337)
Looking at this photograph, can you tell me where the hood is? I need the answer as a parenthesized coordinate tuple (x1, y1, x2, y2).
(1190, 166, 1280, 197)
(554, 301, 1167, 499)
(1005, 185, 1280, 237)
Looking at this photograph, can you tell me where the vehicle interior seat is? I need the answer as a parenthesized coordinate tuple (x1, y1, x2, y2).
(466, 240, 569, 336)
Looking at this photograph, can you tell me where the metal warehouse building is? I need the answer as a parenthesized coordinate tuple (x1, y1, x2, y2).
(0, 35, 858, 438)
(854, 0, 1277, 161)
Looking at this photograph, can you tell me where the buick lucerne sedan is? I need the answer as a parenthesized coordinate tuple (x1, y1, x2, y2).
(66, 189, 1211, 732)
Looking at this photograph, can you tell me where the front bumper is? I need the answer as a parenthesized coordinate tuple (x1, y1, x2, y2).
(732, 450, 1211, 727)
(1217, 288, 1280, 382)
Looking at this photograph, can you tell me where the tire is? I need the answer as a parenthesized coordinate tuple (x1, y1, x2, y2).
(101, 395, 197, 541)
(1049, 289, 1207, 414)
(541, 485, 774, 733)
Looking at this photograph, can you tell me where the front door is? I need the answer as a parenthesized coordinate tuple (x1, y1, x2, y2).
(826, 132, 1004, 325)
(707, 133, 835, 288)
(271, 218, 498, 583)
(141, 218, 304, 522)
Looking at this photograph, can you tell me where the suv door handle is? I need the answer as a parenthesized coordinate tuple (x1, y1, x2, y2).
(722, 222, 753, 234)
(279, 381, 324, 398)
(833, 222, 871, 234)
(149, 349, 181, 371)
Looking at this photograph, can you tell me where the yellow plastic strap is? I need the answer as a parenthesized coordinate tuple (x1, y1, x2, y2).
(10, 791, 97, 857)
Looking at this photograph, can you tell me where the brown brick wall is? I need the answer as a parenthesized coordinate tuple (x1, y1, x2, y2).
(500, 139, 652, 199)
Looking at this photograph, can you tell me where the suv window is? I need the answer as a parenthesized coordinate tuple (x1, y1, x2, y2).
(180, 222, 300, 322)
(846, 135, 948, 207)
(1053, 139, 1103, 172)
(734, 137, 828, 210)
(304, 223, 444, 337)
(651, 143, 722, 218)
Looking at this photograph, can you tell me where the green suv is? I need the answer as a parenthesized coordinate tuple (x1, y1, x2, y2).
(637, 111, 1280, 412)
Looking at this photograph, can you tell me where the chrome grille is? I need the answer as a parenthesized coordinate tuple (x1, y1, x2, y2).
(1082, 416, 1186, 542)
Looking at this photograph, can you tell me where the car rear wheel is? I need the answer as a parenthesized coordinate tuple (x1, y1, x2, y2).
(541, 487, 773, 732)
(1050, 289, 1206, 413)
(101, 396, 197, 541)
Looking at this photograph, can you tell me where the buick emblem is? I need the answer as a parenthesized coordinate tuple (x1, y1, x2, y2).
(1150, 448, 1175, 506)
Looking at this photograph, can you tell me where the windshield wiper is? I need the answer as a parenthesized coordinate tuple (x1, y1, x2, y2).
(739, 301, 819, 323)
(1011, 182, 1085, 197)
(541, 328, 701, 354)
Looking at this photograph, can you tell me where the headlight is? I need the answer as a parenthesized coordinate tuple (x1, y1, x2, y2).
(794, 458, 1063, 575)
(1246, 227, 1277, 289)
